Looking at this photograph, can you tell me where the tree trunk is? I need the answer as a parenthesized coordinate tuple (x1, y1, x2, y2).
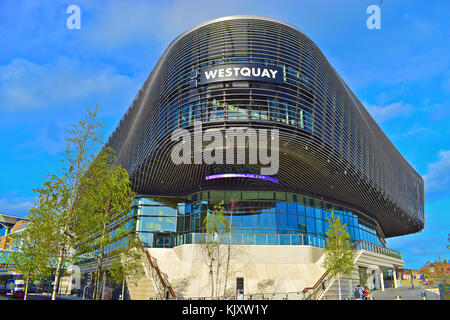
(223, 213, 232, 297)
(121, 279, 125, 300)
(93, 220, 108, 300)
(338, 277, 342, 300)
(210, 261, 214, 299)
(52, 246, 65, 300)
(24, 278, 29, 300)
(215, 242, 221, 298)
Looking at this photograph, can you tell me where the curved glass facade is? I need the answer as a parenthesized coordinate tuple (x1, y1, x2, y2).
(134, 191, 384, 249)
(108, 16, 424, 240)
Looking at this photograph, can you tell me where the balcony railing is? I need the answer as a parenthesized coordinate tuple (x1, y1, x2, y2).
(174, 233, 327, 248)
(355, 240, 402, 260)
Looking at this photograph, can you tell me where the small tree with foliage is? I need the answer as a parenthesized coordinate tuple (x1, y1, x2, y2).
(29, 106, 105, 300)
(322, 210, 355, 300)
(74, 146, 135, 300)
(108, 234, 145, 300)
(200, 201, 231, 299)
(7, 223, 53, 300)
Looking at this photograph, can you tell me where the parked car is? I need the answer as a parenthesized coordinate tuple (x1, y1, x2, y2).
(12, 289, 25, 299)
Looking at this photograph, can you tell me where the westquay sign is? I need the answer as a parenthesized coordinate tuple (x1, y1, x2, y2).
(199, 63, 283, 85)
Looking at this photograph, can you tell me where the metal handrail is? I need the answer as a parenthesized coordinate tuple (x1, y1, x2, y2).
(137, 236, 175, 299)
(356, 240, 402, 259)
(302, 239, 402, 300)
(302, 240, 362, 300)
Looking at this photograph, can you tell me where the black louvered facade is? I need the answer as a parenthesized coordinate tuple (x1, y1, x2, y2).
(107, 16, 424, 239)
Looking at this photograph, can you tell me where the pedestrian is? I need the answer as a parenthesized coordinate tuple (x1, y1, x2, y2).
(364, 287, 371, 300)
(353, 284, 364, 300)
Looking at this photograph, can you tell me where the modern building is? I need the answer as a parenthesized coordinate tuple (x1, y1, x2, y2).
(107, 16, 425, 299)
(0, 214, 29, 270)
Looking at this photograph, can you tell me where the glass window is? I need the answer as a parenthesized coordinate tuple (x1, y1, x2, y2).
(279, 234, 290, 245)
(316, 219, 324, 234)
(275, 192, 286, 201)
(232, 214, 242, 228)
(210, 191, 225, 200)
(259, 192, 274, 200)
(225, 191, 241, 201)
(287, 214, 297, 230)
(275, 202, 287, 212)
(277, 213, 288, 228)
(229, 234, 241, 245)
(138, 232, 154, 247)
(287, 202, 297, 214)
(242, 192, 258, 200)
(243, 235, 255, 245)
(315, 207, 324, 220)
(306, 217, 316, 233)
(183, 215, 191, 232)
(255, 235, 267, 245)
(267, 235, 278, 245)
(298, 214, 306, 226)
(138, 198, 161, 205)
(306, 206, 315, 218)
(139, 216, 176, 232)
(178, 204, 185, 215)
(297, 204, 306, 215)
(287, 193, 296, 203)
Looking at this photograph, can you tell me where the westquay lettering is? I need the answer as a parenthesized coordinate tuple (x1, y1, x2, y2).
(199, 63, 283, 85)
(204, 66, 278, 80)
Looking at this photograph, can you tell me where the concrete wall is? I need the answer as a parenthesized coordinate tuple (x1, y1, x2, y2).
(147, 244, 326, 298)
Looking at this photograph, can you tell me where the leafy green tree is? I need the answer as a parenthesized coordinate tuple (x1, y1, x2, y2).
(29, 106, 105, 300)
(74, 146, 135, 300)
(7, 223, 53, 300)
(108, 235, 145, 300)
(322, 210, 355, 300)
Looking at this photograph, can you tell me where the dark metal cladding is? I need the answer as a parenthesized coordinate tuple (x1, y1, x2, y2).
(107, 16, 424, 238)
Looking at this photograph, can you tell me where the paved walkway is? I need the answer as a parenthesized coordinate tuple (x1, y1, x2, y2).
(370, 287, 440, 300)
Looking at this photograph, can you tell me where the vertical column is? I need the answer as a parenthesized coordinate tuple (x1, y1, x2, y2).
(393, 267, 398, 288)
(380, 268, 385, 291)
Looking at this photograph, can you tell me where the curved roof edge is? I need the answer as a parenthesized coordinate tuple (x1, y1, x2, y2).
(159, 15, 310, 75)
(170, 15, 307, 44)
(109, 15, 311, 143)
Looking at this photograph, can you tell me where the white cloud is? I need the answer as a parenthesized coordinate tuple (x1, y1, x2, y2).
(387, 233, 449, 269)
(365, 101, 414, 123)
(81, 0, 163, 49)
(0, 197, 36, 217)
(424, 150, 450, 194)
(0, 57, 137, 112)
(79, 0, 281, 50)
(14, 122, 68, 156)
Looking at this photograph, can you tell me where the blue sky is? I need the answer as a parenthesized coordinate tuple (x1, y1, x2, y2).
(0, 0, 448, 269)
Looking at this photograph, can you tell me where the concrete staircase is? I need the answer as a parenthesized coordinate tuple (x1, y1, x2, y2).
(127, 276, 159, 300)
(320, 269, 360, 300)
(127, 239, 176, 300)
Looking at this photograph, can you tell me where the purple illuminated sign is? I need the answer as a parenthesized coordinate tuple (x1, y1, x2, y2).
(205, 173, 279, 183)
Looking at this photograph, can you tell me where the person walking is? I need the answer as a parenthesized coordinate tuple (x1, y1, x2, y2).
(353, 284, 364, 300)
